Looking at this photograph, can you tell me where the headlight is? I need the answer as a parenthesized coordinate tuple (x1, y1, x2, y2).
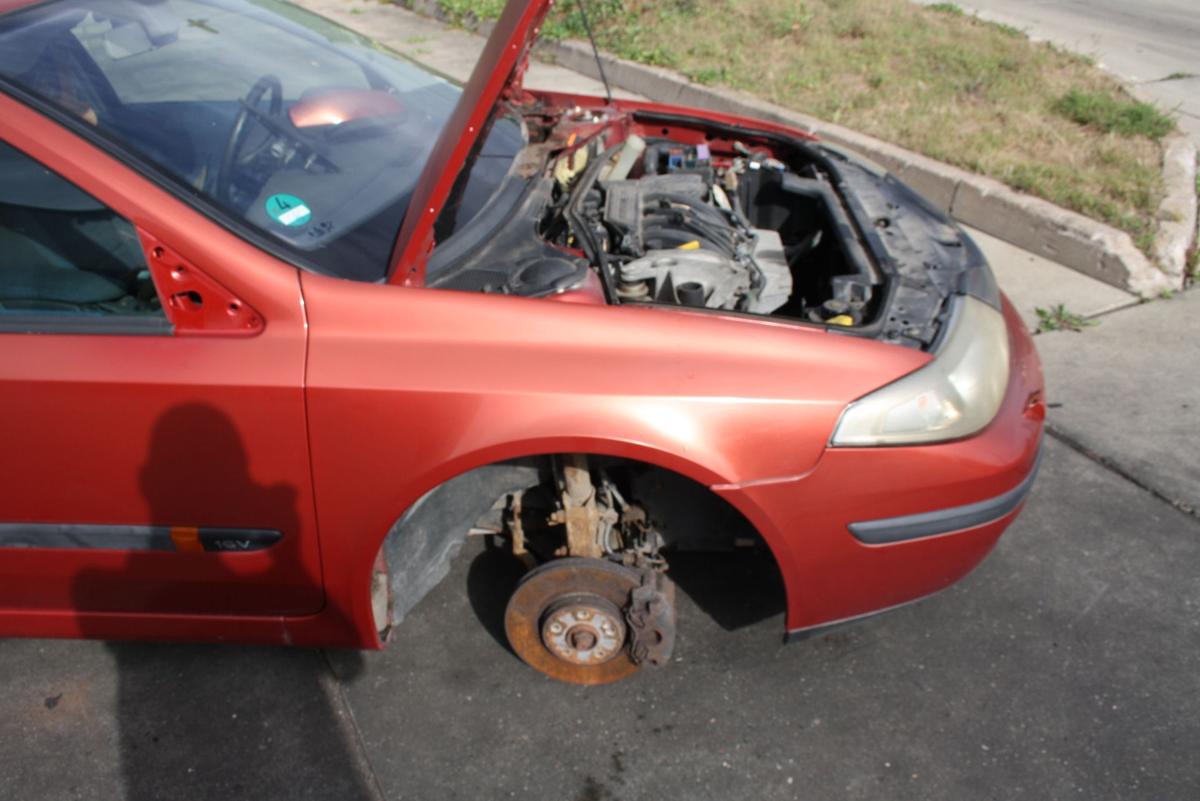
(831, 296, 1010, 446)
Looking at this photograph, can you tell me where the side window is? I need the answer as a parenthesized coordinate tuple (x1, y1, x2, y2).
(0, 139, 165, 328)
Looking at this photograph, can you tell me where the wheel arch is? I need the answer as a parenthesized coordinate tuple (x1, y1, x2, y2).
(364, 437, 797, 645)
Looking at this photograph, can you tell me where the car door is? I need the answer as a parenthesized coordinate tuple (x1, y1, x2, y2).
(0, 110, 323, 619)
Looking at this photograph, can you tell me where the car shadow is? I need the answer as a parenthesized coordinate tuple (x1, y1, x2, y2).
(465, 537, 527, 653)
(464, 536, 786, 655)
(665, 548, 787, 631)
(71, 403, 377, 801)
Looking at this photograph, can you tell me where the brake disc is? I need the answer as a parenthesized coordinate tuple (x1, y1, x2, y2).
(505, 557, 667, 685)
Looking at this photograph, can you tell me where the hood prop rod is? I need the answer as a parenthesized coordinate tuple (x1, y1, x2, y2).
(576, 0, 613, 104)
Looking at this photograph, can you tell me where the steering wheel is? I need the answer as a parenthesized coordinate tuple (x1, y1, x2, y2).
(217, 75, 284, 202)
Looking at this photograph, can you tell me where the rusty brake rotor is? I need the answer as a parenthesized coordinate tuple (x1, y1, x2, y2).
(505, 557, 649, 685)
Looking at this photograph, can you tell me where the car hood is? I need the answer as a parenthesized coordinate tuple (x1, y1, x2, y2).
(387, 0, 554, 286)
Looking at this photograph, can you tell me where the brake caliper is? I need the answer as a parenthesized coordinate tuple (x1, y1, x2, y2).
(625, 568, 677, 668)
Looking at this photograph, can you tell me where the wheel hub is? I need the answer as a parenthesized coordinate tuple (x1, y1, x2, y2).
(540, 596, 626, 666)
(505, 557, 647, 685)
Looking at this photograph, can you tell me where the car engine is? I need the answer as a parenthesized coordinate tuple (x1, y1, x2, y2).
(595, 170, 792, 314)
(425, 108, 988, 351)
(428, 118, 884, 332)
(556, 132, 879, 326)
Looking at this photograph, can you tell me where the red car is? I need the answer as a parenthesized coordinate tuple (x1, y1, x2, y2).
(0, 0, 1042, 684)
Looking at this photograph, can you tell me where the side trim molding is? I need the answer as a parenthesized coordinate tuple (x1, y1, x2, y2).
(848, 446, 1043, 545)
(0, 524, 282, 553)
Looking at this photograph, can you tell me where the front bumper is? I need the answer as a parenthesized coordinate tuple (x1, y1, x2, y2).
(848, 444, 1043, 545)
(714, 293, 1045, 638)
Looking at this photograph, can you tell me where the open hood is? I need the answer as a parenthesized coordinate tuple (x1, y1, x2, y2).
(387, 0, 556, 286)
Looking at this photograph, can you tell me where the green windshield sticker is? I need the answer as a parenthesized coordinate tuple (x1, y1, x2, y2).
(265, 194, 312, 227)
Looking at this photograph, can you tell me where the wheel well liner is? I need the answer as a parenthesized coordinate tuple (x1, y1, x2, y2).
(382, 460, 542, 629)
(379, 454, 780, 632)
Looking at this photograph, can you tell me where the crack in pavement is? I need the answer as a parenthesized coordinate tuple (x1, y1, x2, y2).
(1046, 424, 1199, 522)
(318, 650, 390, 801)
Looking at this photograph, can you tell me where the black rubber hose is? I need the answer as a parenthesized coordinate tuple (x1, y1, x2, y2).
(643, 192, 732, 228)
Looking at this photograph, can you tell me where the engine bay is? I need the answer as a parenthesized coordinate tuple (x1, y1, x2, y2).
(426, 104, 992, 350)
(546, 125, 881, 327)
(561, 134, 883, 326)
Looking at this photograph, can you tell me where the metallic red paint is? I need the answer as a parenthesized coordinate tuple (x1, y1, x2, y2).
(0, 94, 328, 630)
(717, 296, 1044, 634)
(0, 0, 37, 14)
(0, 7, 1044, 652)
(141, 232, 266, 336)
(388, 0, 553, 286)
(297, 268, 934, 646)
(529, 88, 822, 146)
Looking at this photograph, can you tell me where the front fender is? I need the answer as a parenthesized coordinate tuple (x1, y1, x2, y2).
(297, 271, 926, 647)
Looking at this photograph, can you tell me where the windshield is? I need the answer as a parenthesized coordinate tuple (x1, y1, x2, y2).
(0, 0, 469, 280)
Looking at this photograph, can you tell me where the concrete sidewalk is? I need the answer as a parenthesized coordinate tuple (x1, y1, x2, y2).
(1039, 289, 1200, 515)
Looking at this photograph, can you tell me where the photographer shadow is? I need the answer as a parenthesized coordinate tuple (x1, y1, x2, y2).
(73, 403, 375, 801)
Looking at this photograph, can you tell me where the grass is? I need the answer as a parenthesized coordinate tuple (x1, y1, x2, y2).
(1189, 176, 1200, 279)
(926, 3, 964, 15)
(1035, 304, 1096, 333)
(1051, 89, 1175, 139)
(404, 0, 1175, 255)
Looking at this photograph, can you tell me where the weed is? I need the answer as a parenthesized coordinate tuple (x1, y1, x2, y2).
(688, 65, 729, 85)
(831, 15, 870, 39)
(1052, 89, 1175, 139)
(1189, 177, 1199, 278)
(1035, 305, 1097, 333)
(987, 21, 1024, 38)
(766, 3, 814, 37)
(927, 3, 963, 15)
(433, 0, 506, 27)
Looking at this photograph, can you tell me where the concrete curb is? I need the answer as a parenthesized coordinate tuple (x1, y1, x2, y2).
(1156, 134, 1199, 284)
(396, 2, 1196, 296)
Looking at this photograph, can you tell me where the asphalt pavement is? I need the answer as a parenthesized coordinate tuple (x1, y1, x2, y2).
(4, 433, 1198, 801)
(1, 3, 1197, 800)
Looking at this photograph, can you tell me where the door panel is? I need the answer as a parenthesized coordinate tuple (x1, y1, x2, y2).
(0, 102, 323, 618)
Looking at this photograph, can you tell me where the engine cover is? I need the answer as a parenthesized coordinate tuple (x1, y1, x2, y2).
(618, 249, 749, 309)
(616, 228, 792, 314)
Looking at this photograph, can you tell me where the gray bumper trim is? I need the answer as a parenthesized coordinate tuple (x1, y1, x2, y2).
(848, 446, 1043, 545)
(785, 591, 935, 644)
